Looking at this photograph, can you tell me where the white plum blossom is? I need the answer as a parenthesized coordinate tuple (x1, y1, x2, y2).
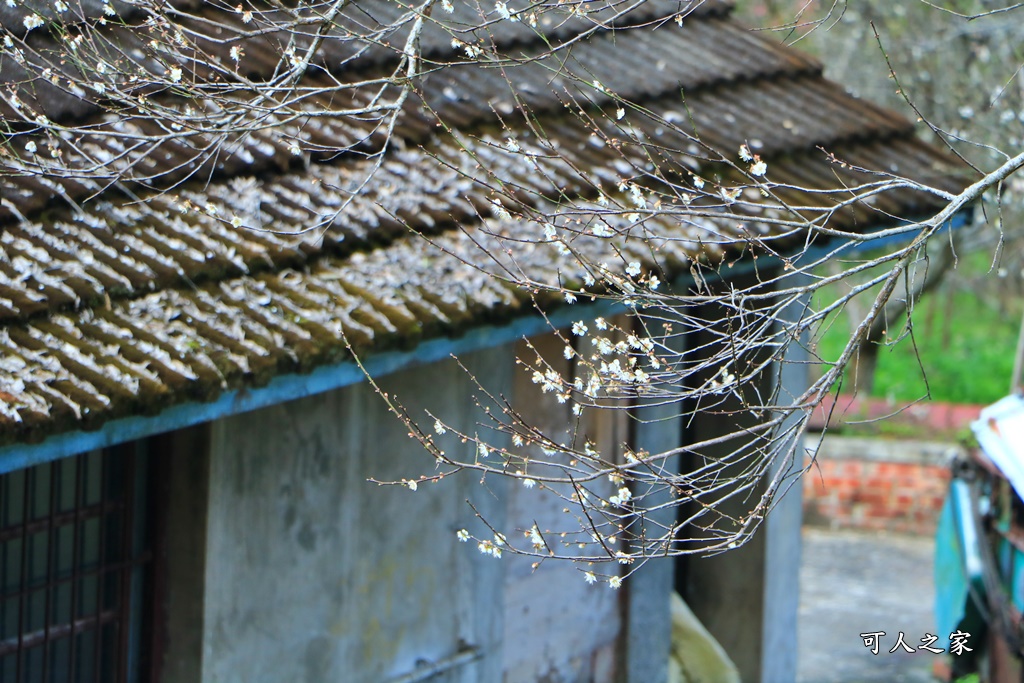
(628, 183, 646, 209)
(477, 539, 502, 558)
(490, 199, 511, 220)
(406, 480, 418, 491)
(608, 576, 622, 589)
(739, 144, 753, 162)
(750, 159, 768, 176)
(572, 321, 588, 336)
(522, 478, 536, 489)
(584, 571, 597, 585)
(720, 187, 741, 203)
(441, 0, 453, 11)
(709, 365, 737, 390)
(168, 66, 183, 83)
(609, 486, 632, 505)
(626, 261, 641, 277)
(456, 528, 470, 542)
(531, 368, 560, 393)
(23, 14, 44, 30)
(599, 359, 627, 381)
(433, 419, 446, 435)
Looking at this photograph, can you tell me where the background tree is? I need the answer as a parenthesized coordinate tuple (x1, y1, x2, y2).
(737, 0, 1024, 398)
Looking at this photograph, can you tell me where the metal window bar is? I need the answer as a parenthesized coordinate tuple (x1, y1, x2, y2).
(0, 445, 152, 683)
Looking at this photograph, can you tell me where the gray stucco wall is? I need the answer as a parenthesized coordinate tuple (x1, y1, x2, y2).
(197, 337, 631, 683)
(202, 347, 512, 683)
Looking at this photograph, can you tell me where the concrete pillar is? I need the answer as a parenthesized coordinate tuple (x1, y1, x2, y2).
(151, 424, 211, 683)
(621, 400, 680, 683)
(621, 329, 686, 683)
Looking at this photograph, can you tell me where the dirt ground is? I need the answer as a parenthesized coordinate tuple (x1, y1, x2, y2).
(798, 527, 941, 683)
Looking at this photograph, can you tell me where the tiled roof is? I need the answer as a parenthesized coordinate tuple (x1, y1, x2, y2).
(0, 0, 970, 444)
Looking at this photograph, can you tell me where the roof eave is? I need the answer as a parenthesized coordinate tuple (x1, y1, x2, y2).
(0, 208, 972, 475)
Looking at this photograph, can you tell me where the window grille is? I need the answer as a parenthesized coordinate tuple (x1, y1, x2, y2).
(0, 444, 154, 683)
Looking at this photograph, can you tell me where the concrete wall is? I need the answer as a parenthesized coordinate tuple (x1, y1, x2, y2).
(502, 336, 623, 683)
(201, 347, 512, 683)
(193, 335, 634, 683)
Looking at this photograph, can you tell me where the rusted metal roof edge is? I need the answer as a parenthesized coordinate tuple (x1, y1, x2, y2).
(0, 209, 970, 475)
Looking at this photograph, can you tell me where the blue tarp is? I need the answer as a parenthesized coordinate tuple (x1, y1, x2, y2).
(935, 478, 986, 649)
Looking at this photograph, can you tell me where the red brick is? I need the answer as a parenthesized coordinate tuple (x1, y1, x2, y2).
(866, 478, 894, 491)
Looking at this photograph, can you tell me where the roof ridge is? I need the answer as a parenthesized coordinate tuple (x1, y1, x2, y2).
(0, 10, 823, 227)
(1, 0, 716, 126)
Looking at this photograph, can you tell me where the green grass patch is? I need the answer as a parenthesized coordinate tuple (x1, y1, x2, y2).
(814, 274, 1020, 406)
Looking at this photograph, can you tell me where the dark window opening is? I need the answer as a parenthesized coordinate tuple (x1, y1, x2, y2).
(0, 444, 155, 683)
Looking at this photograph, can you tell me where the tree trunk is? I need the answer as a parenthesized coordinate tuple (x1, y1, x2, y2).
(854, 238, 958, 395)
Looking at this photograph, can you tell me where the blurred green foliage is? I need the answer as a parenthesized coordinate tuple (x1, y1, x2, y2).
(815, 274, 1020, 405)
(732, 0, 1024, 406)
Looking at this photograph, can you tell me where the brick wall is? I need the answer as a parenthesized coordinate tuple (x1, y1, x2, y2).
(802, 436, 959, 535)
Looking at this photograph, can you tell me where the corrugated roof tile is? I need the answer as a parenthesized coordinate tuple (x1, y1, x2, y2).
(0, 0, 972, 444)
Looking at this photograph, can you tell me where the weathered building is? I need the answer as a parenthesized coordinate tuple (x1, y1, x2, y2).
(0, 1, 966, 681)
